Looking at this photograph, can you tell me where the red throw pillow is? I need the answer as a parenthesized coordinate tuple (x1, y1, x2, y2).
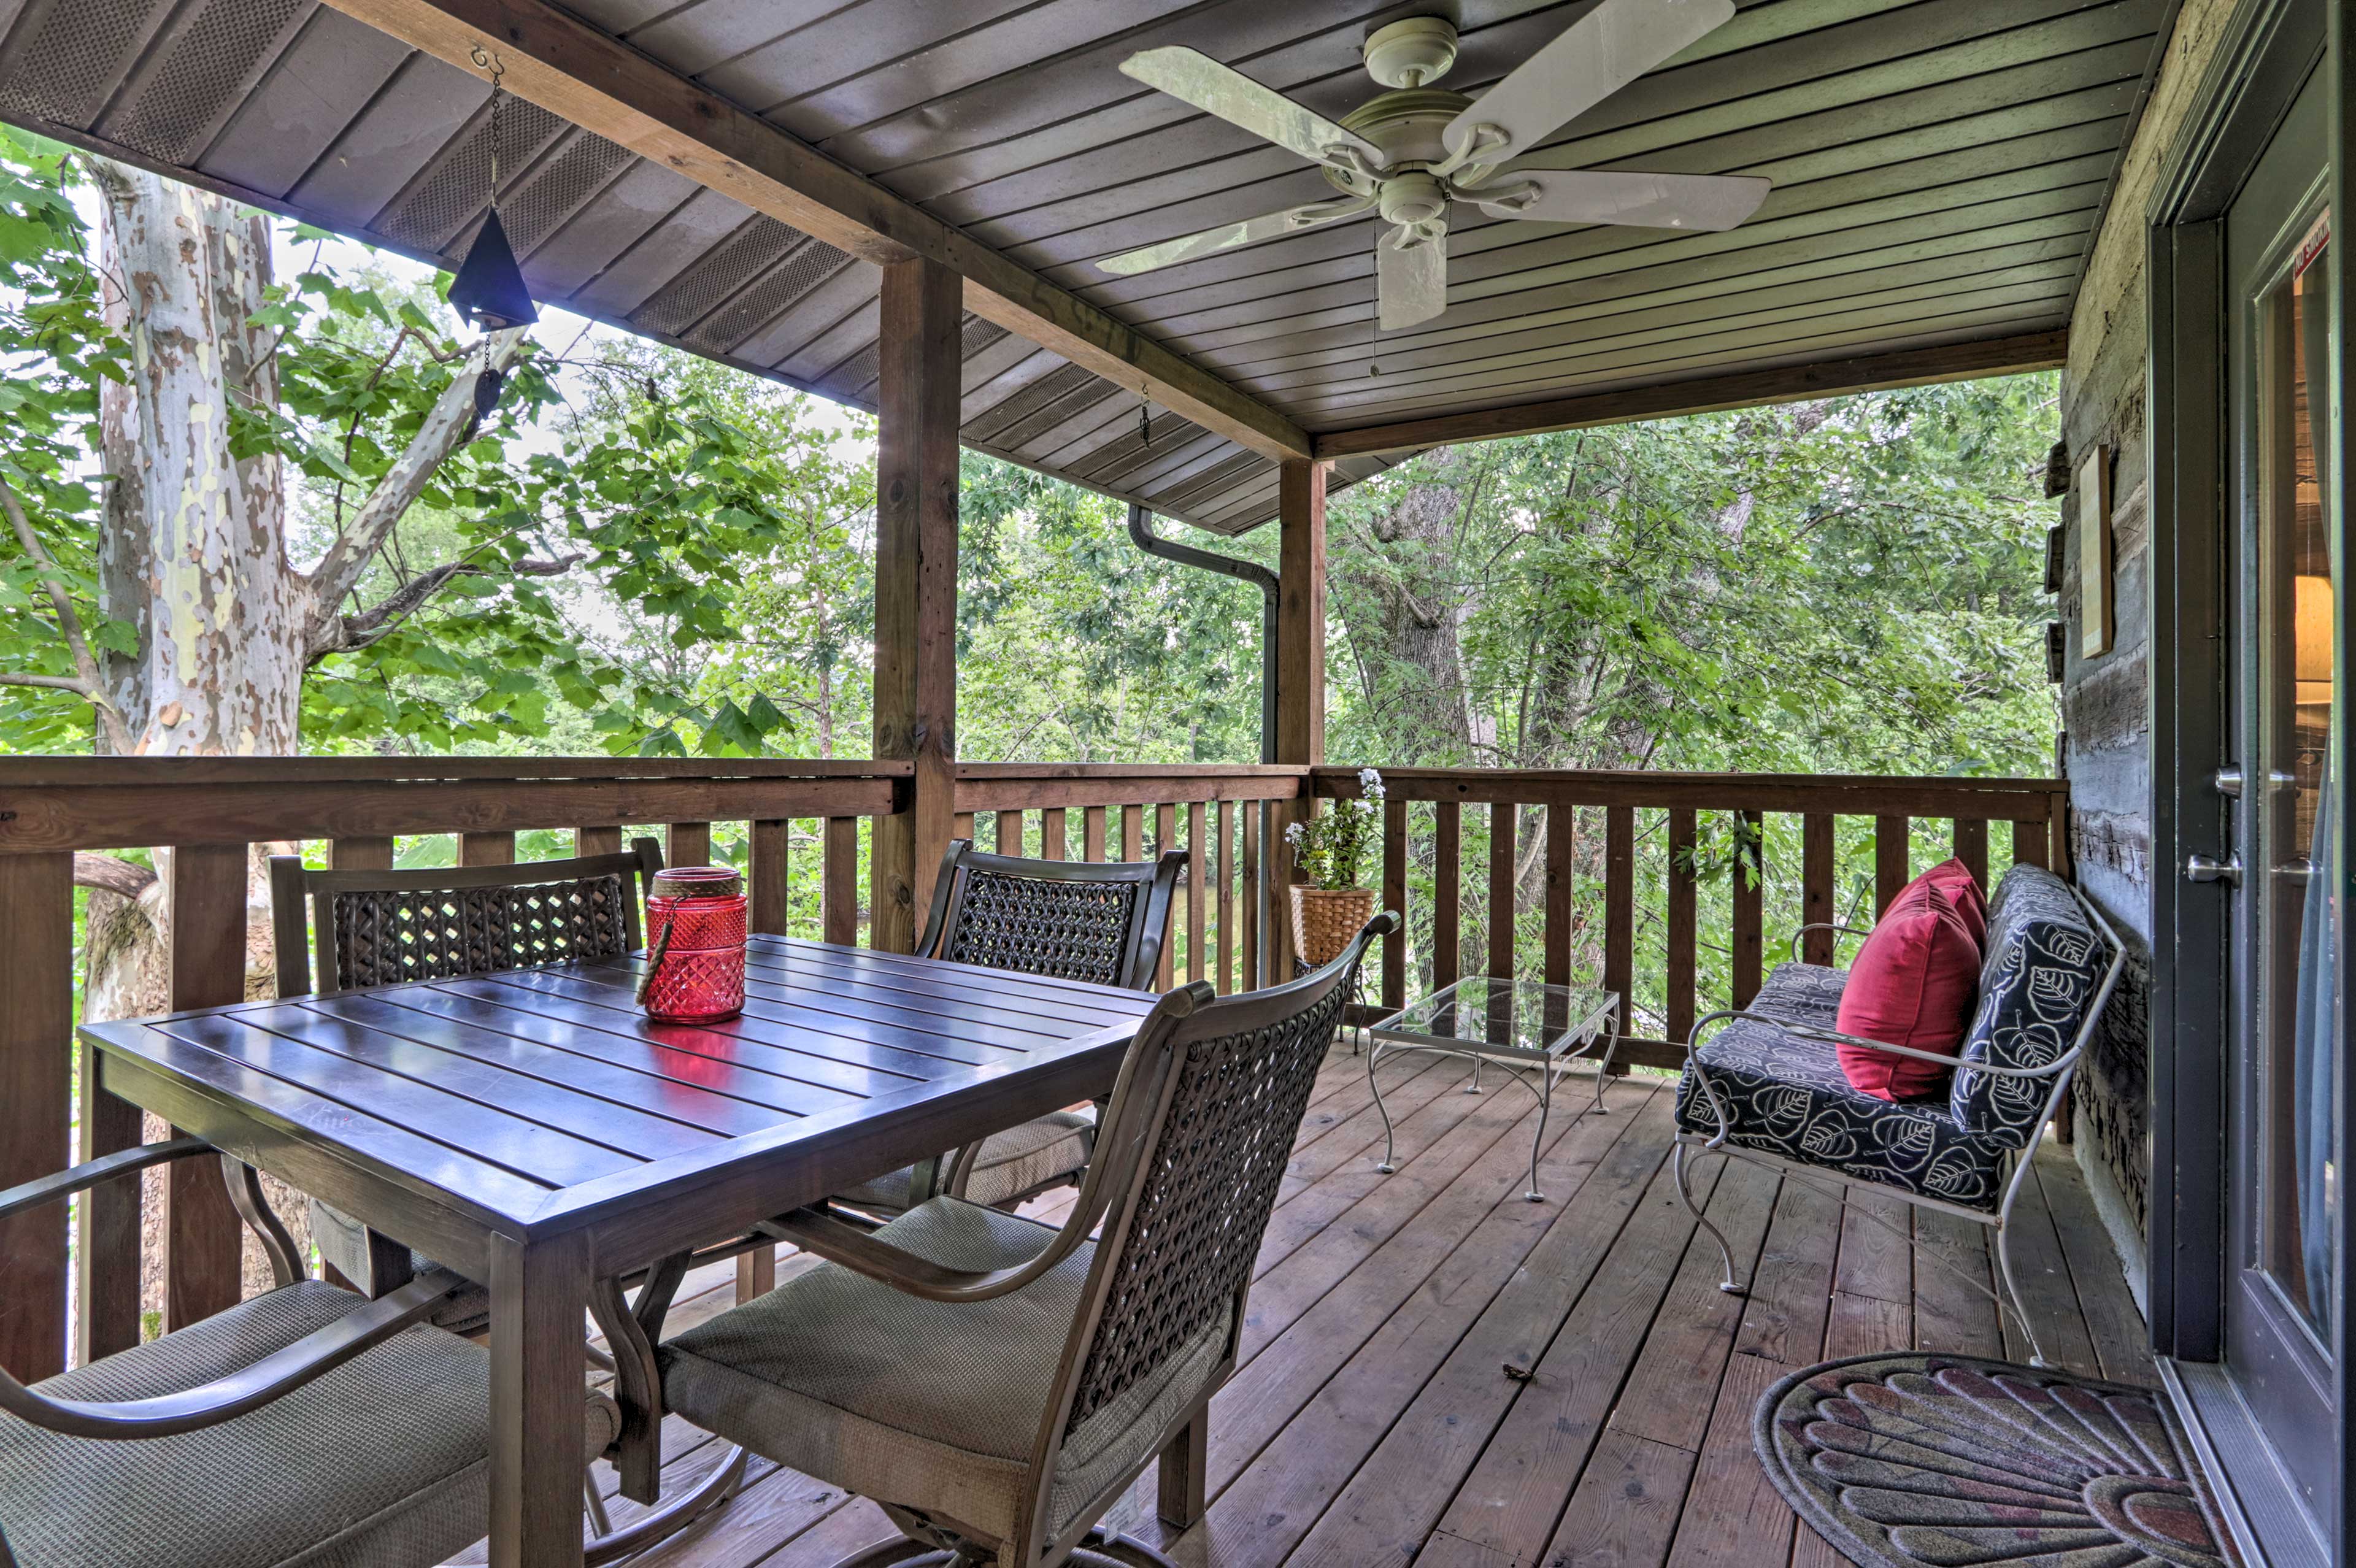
(1835, 882, 1980, 1101)
(1904, 858, 1988, 950)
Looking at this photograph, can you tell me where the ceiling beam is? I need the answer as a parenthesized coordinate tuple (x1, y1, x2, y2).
(321, 0, 1312, 462)
(1310, 329, 2071, 459)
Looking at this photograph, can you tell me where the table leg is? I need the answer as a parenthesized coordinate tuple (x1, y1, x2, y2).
(1526, 1061, 1549, 1203)
(1369, 1044, 1400, 1175)
(490, 1228, 592, 1568)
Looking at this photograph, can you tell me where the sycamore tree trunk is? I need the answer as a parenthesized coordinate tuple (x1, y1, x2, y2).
(74, 164, 525, 1316)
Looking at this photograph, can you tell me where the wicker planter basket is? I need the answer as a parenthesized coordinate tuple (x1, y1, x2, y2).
(1290, 885, 1377, 969)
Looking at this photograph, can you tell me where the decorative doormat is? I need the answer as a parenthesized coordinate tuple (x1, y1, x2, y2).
(1755, 1352, 2233, 1567)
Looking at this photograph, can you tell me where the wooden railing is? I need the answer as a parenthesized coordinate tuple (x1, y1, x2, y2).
(1312, 767, 2073, 1073)
(0, 755, 2068, 1387)
(0, 756, 908, 1385)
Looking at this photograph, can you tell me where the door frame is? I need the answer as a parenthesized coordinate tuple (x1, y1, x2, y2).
(2147, 0, 2349, 1559)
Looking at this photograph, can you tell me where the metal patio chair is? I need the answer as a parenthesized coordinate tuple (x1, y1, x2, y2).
(1671, 862, 2125, 1367)
(830, 838, 1186, 1221)
(0, 1137, 618, 1568)
(266, 839, 753, 1558)
(631, 913, 1395, 1568)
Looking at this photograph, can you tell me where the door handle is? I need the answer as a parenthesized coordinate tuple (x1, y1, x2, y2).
(2185, 853, 2242, 886)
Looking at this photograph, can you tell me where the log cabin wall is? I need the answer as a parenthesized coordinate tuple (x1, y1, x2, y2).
(2055, 0, 2246, 1310)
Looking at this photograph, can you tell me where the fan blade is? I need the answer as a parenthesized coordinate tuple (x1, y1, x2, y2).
(1377, 225, 1447, 331)
(1444, 0, 1734, 163)
(1122, 47, 1385, 174)
(1475, 169, 1769, 231)
(1096, 196, 1375, 275)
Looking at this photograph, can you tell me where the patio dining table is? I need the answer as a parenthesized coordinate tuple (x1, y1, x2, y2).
(76, 932, 1161, 1568)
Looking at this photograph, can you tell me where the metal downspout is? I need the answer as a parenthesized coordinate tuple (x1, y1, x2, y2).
(1125, 502, 1280, 978)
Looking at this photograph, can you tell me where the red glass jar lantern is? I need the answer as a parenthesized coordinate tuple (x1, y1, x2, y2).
(638, 866, 747, 1023)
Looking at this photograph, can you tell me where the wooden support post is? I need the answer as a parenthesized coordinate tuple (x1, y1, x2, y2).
(1433, 801, 1461, 994)
(460, 831, 515, 866)
(1186, 801, 1206, 982)
(166, 845, 248, 1329)
(1217, 800, 1237, 994)
(997, 809, 1025, 858)
(1271, 458, 1326, 979)
(870, 255, 962, 955)
(1041, 806, 1066, 861)
(1875, 815, 1910, 915)
(823, 817, 860, 947)
(1802, 813, 1836, 965)
(1382, 797, 1407, 1009)
(749, 820, 789, 936)
(1732, 810, 1764, 1008)
(1487, 801, 1517, 982)
(1604, 807, 1634, 1036)
(1666, 809, 1698, 1046)
(1543, 805, 1573, 991)
(1, 853, 72, 1381)
(573, 826, 621, 858)
(1084, 805, 1108, 863)
(666, 822, 712, 869)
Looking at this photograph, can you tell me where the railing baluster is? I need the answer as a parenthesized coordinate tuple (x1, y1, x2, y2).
(1875, 815, 1910, 915)
(2011, 816, 2049, 868)
(1218, 801, 1237, 994)
(1042, 806, 1066, 860)
(953, 811, 974, 842)
(1667, 808, 1698, 1047)
(665, 822, 710, 868)
(460, 830, 515, 865)
(1802, 812, 1835, 965)
(996, 809, 1024, 858)
(333, 836, 395, 870)
(1241, 804, 1261, 991)
(1488, 801, 1517, 982)
(1186, 802, 1206, 982)
(2, 851, 73, 1380)
(166, 844, 249, 1330)
(1605, 806, 1634, 1034)
(1084, 805, 1107, 862)
(1433, 801, 1461, 993)
(1731, 809, 1763, 1007)
(1954, 817, 1988, 893)
(1122, 802, 1144, 862)
(749, 820, 789, 936)
(823, 817, 859, 946)
(1157, 804, 1178, 989)
(1542, 804, 1573, 990)
(571, 828, 620, 858)
(1383, 797, 1407, 1009)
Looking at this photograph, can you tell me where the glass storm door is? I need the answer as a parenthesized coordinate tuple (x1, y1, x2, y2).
(2222, 61, 2337, 1530)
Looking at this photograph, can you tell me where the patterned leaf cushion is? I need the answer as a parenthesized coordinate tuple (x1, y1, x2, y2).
(1750, 961, 1847, 1027)
(1672, 1013, 2007, 1209)
(1833, 882, 1981, 1102)
(1915, 857, 1988, 948)
(1948, 865, 2105, 1145)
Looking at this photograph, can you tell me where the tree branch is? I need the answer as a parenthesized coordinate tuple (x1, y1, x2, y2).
(74, 851, 156, 901)
(302, 325, 531, 655)
(321, 553, 584, 659)
(0, 469, 136, 753)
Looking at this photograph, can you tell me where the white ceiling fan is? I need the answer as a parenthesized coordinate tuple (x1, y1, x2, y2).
(1098, 0, 1771, 330)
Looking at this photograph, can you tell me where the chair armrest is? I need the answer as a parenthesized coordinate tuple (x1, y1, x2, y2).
(0, 1135, 214, 1223)
(1777, 1020, 2082, 1080)
(1787, 923, 1874, 966)
(758, 1201, 1093, 1304)
(0, 1269, 468, 1440)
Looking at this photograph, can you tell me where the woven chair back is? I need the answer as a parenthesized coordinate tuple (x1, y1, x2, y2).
(918, 839, 1185, 993)
(268, 840, 663, 997)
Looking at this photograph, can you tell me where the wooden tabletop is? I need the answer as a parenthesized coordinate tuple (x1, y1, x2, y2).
(80, 935, 1159, 1272)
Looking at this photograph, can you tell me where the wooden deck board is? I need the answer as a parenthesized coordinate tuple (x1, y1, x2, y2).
(447, 1067, 2137, 1568)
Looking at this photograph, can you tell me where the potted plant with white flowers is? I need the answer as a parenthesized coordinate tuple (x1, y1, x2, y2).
(1286, 767, 1386, 968)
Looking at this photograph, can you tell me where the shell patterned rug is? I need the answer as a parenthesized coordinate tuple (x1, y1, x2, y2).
(1755, 1352, 2235, 1567)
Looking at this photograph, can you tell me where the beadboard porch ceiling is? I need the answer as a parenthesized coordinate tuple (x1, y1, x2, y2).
(0, 0, 2168, 532)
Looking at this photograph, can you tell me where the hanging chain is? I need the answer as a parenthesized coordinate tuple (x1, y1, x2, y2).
(470, 44, 507, 211)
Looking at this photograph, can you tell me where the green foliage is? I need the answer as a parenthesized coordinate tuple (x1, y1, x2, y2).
(1287, 768, 1387, 889)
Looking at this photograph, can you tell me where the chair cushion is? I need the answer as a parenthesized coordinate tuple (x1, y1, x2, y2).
(835, 1110, 1096, 1215)
(0, 1280, 619, 1568)
(1948, 865, 2106, 1145)
(1673, 1018, 2006, 1210)
(1750, 962, 1847, 1028)
(660, 1197, 1226, 1547)
(1834, 882, 1981, 1102)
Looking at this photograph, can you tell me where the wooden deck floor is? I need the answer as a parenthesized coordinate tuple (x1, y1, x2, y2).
(514, 1046, 2152, 1568)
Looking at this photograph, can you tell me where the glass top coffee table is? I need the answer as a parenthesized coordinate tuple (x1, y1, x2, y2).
(1364, 977, 1622, 1202)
